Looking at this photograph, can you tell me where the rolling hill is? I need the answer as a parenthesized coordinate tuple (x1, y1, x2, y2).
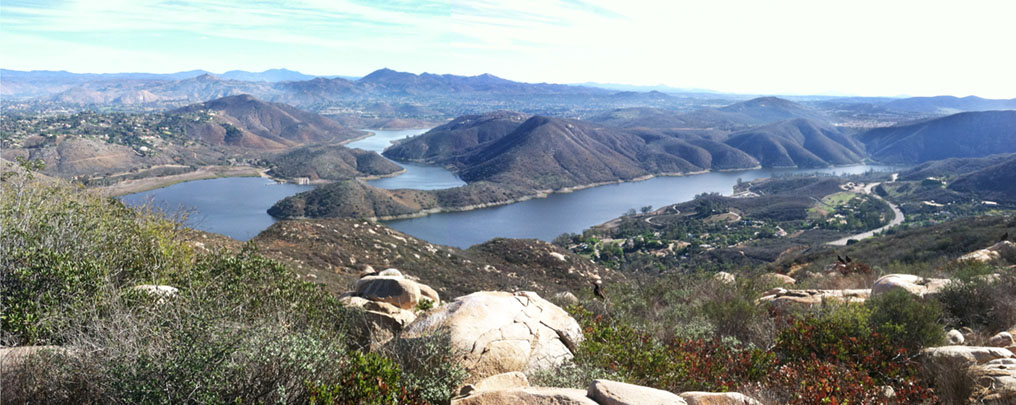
(170, 94, 365, 150)
(723, 119, 865, 168)
(265, 145, 403, 181)
(859, 110, 1016, 163)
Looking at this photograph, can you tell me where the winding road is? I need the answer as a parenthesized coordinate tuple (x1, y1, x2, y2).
(826, 178, 904, 246)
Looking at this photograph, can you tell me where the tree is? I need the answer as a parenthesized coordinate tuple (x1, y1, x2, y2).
(640, 205, 653, 214)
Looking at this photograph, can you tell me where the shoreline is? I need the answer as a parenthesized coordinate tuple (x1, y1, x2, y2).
(360, 163, 892, 222)
(96, 166, 267, 197)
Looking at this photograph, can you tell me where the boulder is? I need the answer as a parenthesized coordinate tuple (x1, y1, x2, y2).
(757, 289, 869, 306)
(588, 379, 687, 405)
(355, 275, 423, 310)
(378, 268, 404, 277)
(452, 387, 598, 405)
(947, 329, 965, 345)
(989, 332, 1015, 348)
(761, 273, 796, 285)
(921, 346, 1015, 369)
(680, 392, 761, 405)
(404, 291, 583, 381)
(958, 241, 1014, 263)
(871, 274, 951, 298)
(473, 371, 530, 391)
(340, 295, 417, 350)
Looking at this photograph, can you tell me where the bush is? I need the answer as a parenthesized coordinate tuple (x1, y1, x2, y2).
(1, 172, 193, 345)
(379, 333, 468, 405)
(866, 289, 945, 352)
(772, 304, 937, 403)
(308, 351, 425, 405)
(937, 270, 1016, 334)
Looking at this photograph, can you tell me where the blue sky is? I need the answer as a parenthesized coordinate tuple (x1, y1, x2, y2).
(2, 0, 1015, 97)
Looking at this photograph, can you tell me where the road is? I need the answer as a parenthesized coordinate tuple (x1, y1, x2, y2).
(826, 178, 904, 246)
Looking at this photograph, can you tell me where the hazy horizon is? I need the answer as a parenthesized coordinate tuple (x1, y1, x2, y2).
(3, 0, 1015, 98)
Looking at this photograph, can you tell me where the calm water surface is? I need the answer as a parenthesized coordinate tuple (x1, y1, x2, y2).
(347, 129, 465, 190)
(120, 128, 901, 247)
(119, 176, 312, 241)
(383, 164, 901, 248)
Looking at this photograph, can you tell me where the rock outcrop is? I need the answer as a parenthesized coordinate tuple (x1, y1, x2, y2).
(870, 274, 951, 298)
(403, 291, 582, 381)
(339, 268, 440, 349)
(757, 288, 869, 306)
(989, 331, 1015, 348)
(354, 270, 440, 310)
(588, 379, 688, 405)
(958, 241, 1014, 263)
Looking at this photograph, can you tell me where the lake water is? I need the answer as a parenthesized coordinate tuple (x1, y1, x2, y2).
(119, 176, 312, 241)
(382, 164, 900, 248)
(347, 129, 466, 190)
(119, 128, 900, 247)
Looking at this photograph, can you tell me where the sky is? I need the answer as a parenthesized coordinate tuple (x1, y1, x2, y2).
(2, 0, 1015, 98)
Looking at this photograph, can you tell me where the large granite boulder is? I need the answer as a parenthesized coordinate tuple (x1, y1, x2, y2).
(588, 379, 687, 405)
(452, 387, 597, 405)
(921, 346, 1015, 371)
(403, 291, 582, 381)
(870, 274, 951, 298)
(353, 268, 440, 309)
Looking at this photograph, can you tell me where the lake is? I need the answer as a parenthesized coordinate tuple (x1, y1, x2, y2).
(120, 128, 900, 247)
(347, 129, 465, 190)
(119, 176, 312, 241)
(382, 164, 900, 248)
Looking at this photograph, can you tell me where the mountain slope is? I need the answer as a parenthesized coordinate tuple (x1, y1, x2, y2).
(171, 94, 365, 149)
(382, 111, 530, 162)
(946, 154, 1016, 202)
(724, 119, 864, 168)
(859, 110, 1016, 163)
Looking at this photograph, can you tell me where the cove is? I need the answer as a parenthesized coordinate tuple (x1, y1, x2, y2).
(118, 176, 312, 241)
(347, 129, 466, 190)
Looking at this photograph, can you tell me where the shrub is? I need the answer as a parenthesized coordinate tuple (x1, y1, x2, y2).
(866, 289, 945, 352)
(937, 270, 1016, 334)
(1, 172, 193, 345)
(379, 333, 468, 404)
(308, 351, 425, 405)
(773, 304, 937, 403)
